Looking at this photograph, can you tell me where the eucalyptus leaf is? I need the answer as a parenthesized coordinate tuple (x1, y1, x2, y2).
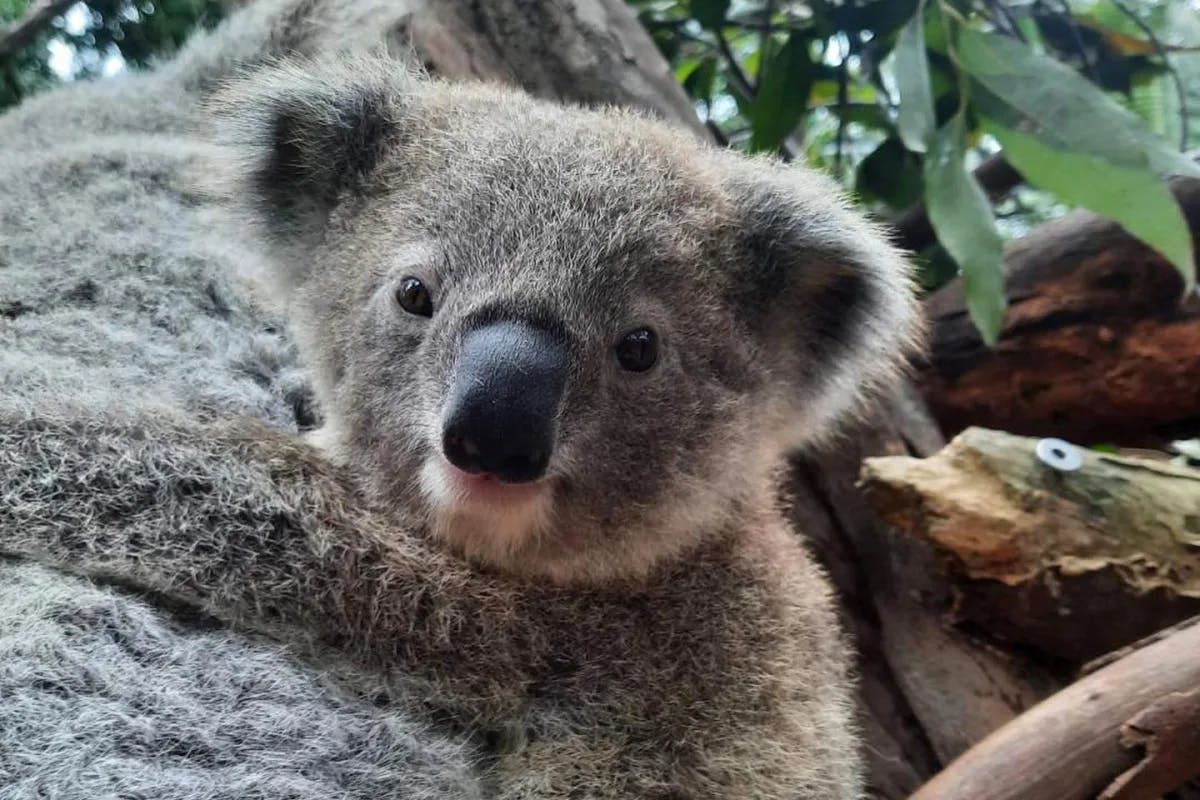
(955, 27, 1200, 180)
(689, 0, 729, 30)
(987, 122, 1194, 288)
(924, 115, 1007, 344)
(893, 5, 935, 153)
(682, 57, 718, 105)
(749, 33, 815, 153)
(974, 84, 1196, 288)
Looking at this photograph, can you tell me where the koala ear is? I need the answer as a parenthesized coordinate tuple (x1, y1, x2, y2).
(727, 162, 924, 445)
(203, 55, 412, 248)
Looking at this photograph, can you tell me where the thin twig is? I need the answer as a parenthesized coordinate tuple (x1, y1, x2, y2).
(0, 0, 78, 61)
(705, 118, 730, 146)
(715, 28, 756, 100)
(1108, 0, 1190, 149)
(835, 46, 848, 173)
(1056, 0, 1099, 83)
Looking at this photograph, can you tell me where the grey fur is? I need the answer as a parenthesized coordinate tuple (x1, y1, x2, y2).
(0, 0, 486, 796)
(0, 562, 483, 800)
(0, 0, 923, 796)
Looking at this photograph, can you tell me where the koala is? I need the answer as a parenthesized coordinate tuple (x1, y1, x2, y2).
(201, 58, 918, 587)
(0, 10, 920, 800)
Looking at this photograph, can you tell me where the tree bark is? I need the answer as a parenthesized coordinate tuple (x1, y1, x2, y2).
(919, 178, 1200, 446)
(908, 617, 1200, 800)
(861, 426, 1200, 663)
(407, 0, 705, 138)
(794, 394, 1056, 792)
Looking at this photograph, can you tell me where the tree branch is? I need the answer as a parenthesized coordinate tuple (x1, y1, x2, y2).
(917, 176, 1200, 446)
(0, 0, 76, 61)
(909, 618, 1200, 800)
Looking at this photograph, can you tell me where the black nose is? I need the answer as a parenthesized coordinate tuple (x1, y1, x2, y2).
(441, 320, 567, 484)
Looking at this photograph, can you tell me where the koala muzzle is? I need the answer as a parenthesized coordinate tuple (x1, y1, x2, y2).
(441, 321, 567, 484)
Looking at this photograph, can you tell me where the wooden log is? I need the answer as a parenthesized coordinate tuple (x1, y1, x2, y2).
(798, 397, 1056, 776)
(919, 178, 1200, 446)
(1098, 689, 1200, 800)
(860, 427, 1200, 663)
(908, 618, 1200, 800)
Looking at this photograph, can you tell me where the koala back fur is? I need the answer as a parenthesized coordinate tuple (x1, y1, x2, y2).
(0, 0, 489, 796)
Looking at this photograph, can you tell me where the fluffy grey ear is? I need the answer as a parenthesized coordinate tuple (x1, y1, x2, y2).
(728, 162, 924, 444)
(204, 56, 413, 245)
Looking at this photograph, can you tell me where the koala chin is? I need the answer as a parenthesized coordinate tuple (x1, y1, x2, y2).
(204, 56, 922, 590)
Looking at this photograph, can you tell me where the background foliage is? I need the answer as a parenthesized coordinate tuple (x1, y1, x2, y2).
(2, 0, 1198, 341)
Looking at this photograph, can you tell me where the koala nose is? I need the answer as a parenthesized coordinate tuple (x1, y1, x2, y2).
(441, 320, 567, 484)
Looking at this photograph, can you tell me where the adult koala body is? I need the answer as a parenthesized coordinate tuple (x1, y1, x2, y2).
(0, 0, 487, 797)
(0, 2, 921, 797)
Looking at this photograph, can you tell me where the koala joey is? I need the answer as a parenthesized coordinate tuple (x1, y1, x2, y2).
(0, 55, 920, 799)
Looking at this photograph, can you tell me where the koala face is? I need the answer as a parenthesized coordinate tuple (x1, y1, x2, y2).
(207, 57, 921, 584)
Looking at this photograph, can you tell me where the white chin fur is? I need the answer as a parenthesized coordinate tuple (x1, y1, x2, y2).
(418, 459, 555, 566)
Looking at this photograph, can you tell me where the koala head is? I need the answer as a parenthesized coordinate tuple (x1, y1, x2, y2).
(206, 56, 921, 585)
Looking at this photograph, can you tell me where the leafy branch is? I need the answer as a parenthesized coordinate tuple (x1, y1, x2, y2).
(636, 0, 1200, 344)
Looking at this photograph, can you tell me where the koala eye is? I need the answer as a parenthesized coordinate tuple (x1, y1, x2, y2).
(615, 327, 658, 373)
(395, 276, 434, 318)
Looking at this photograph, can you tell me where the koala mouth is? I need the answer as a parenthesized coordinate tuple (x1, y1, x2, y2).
(438, 459, 549, 507)
(419, 456, 556, 563)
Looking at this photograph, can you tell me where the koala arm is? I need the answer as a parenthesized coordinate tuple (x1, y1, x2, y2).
(0, 407, 534, 709)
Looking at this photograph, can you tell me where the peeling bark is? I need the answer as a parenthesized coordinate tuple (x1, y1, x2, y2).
(1099, 689, 1200, 800)
(861, 427, 1200, 662)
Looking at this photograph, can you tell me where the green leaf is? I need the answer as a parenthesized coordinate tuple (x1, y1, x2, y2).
(831, 0, 919, 36)
(823, 102, 890, 131)
(689, 0, 729, 30)
(923, 114, 1007, 344)
(680, 57, 718, 105)
(893, 5, 935, 153)
(749, 33, 815, 153)
(0, 0, 30, 22)
(856, 137, 923, 209)
(982, 118, 1195, 289)
(954, 27, 1200, 180)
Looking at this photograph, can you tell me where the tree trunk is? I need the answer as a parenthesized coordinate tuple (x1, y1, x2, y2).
(407, 0, 705, 137)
